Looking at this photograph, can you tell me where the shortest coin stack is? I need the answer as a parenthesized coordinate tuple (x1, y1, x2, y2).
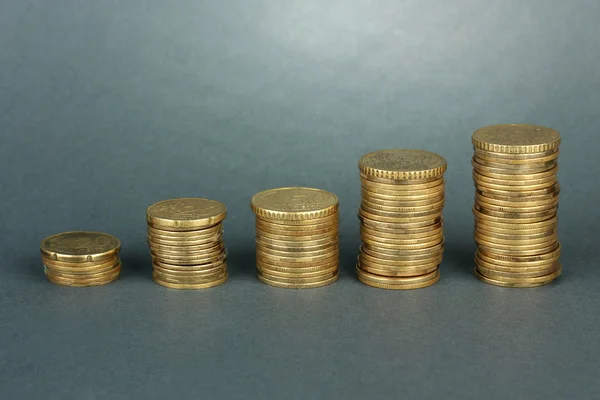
(147, 198, 228, 289)
(41, 231, 122, 287)
(356, 149, 447, 289)
(251, 187, 340, 289)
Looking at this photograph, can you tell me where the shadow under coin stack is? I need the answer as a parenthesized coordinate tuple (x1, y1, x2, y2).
(147, 198, 228, 289)
(250, 187, 340, 288)
(40, 231, 122, 287)
(356, 149, 447, 289)
(471, 124, 562, 287)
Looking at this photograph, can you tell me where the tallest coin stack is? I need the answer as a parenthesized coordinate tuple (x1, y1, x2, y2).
(471, 124, 562, 287)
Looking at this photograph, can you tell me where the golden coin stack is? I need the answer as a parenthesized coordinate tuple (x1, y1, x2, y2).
(40, 231, 122, 287)
(356, 149, 447, 289)
(147, 198, 228, 289)
(250, 187, 340, 289)
(471, 124, 562, 287)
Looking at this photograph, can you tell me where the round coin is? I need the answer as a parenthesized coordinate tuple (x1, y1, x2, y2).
(257, 272, 339, 288)
(147, 198, 226, 231)
(41, 231, 121, 263)
(251, 187, 338, 221)
(356, 267, 440, 289)
(474, 265, 561, 287)
(153, 273, 227, 289)
(359, 149, 447, 180)
(472, 124, 561, 154)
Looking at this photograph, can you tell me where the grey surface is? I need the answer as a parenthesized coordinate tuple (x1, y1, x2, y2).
(1, 0, 599, 399)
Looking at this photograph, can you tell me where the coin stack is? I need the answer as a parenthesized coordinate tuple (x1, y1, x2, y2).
(147, 198, 228, 289)
(471, 124, 562, 287)
(356, 149, 447, 289)
(40, 231, 122, 287)
(250, 187, 340, 289)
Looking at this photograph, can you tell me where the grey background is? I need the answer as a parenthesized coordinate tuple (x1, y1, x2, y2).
(1, 0, 599, 398)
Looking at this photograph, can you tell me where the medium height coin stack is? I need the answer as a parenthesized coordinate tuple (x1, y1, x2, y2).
(356, 149, 447, 289)
(40, 231, 122, 287)
(251, 187, 340, 289)
(471, 124, 562, 287)
(147, 198, 228, 289)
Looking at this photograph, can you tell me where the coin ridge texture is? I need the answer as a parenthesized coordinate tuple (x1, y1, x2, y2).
(251, 187, 339, 221)
(359, 149, 447, 180)
(147, 198, 227, 230)
(472, 124, 561, 154)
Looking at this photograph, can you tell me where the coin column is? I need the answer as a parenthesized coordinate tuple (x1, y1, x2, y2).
(356, 149, 447, 289)
(250, 187, 340, 289)
(147, 198, 228, 289)
(471, 124, 562, 287)
(40, 231, 122, 287)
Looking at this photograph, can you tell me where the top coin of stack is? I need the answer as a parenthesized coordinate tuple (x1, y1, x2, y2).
(250, 187, 340, 289)
(471, 124, 562, 287)
(356, 149, 447, 289)
(147, 198, 228, 289)
(40, 231, 122, 287)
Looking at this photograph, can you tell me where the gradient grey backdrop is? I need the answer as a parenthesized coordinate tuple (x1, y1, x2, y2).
(1, 1, 599, 399)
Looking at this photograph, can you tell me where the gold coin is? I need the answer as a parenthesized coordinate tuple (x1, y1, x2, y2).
(150, 242, 224, 257)
(40, 231, 121, 263)
(474, 255, 558, 274)
(361, 198, 444, 213)
(475, 262, 558, 279)
(472, 206, 556, 224)
(152, 257, 227, 271)
(473, 168, 558, 184)
(360, 176, 444, 192)
(256, 217, 338, 231)
(476, 238, 558, 255)
(256, 264, 338, 279)
(147, 234, 223, 247)
(476, 246, 560, 264)
(360, 204, 443, 219)
(360, 245, 443, 262)
(256, 256, 338, 272)
(474, 231, 557, 246)
(474, 178, 557, 192)
(360, 223, 443, 239)
(256, 229, 338, 243)
(475, 226, 556, 241)
(256, 246, 338, 261)
(477, 241, 560, 259)
(472, 124, 561, 154)
(147, 223, 222, 238)
(44, 259, 121, 276)
(473, 147, 559, 164)
(361, 185, 445, 200)
(475, 224, 557, 237)
(152, 249, 226, 265)
(475, 252, 560, 270)
(357, 257, 440, 277)
(475, 197, 559, 213)
(359, 215, 443, 232)
(152, 269, 227, 283)
(359, 208, 442, 224)
(474, 204, 557, 220)
(148, 239, 224, 253)
(153, 263, 227, 277)
(475, 192, 559, 207)
(256, 212, 338, 227)
(474, 216, 557, 231)
(476, 188, 560, 204)
(360, 173, 443, 185)
(46, 269, 121, 287)
(356, 266, 440, 289)
(472, 157, 557, 173)
(359, 249, 442, 266)
(475, 182, 559, 197)
(359, 149, 447, 180)
(473, 164, 558, 180)
(257, 272, 339, 288)
(362, 233, 444, 249)
(147, 198, 226, 231)
(361, 227, 443, 243)
(42, 254, 120, 271)
(256, 240, 338, 253)
(362, 238, 444, 255)
(258, 268, 338, 283)
(46, 262, 121, 279)
(361, 192, 445, 206)
(251, 187, 338, 221)
(153, 273, 227, 289)
(474, 265, 561, 288)
(256, 233, 338, 247)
